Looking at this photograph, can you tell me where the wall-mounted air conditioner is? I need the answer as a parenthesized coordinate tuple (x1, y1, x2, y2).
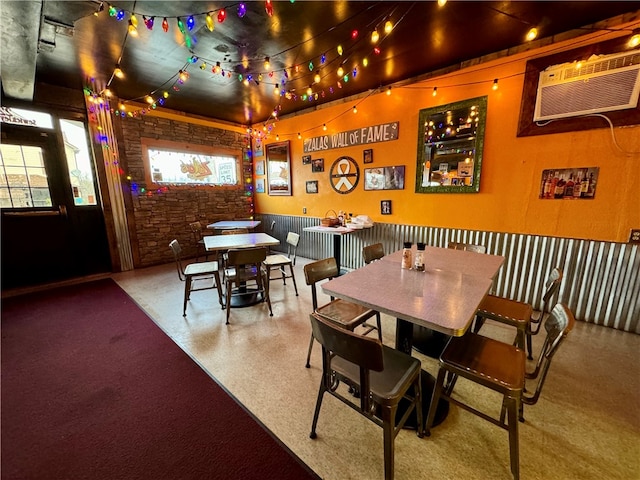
(534, 49, 640, 122)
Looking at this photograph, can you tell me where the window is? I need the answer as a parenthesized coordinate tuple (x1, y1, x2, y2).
(60, 119, 97, 205)
(0, 144, 52, 208)
(144, 143, 240, 186)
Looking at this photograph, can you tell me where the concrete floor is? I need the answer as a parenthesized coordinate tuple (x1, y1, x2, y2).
(113, 256, 640, 480)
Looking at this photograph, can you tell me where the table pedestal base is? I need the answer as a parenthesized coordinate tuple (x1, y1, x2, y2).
(224, 289, 265, 308)
(398, 370, 449, 430)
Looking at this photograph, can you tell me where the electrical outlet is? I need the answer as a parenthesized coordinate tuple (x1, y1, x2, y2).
(629, 229, 640, 244)
(303, 207, 307, 214)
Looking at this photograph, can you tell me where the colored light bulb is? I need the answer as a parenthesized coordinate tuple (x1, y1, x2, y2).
(206, 14, 214, 31)
(186, 16, 195, 31)
(143, 16, 154, 30)
(162, 17, 169, 32)
(218, 9, 226, 23)
(265, 0, 273, 17)
(238, 3, 246, 18)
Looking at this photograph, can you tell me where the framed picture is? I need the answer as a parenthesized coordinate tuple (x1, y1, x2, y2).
(255, 178, 265, 193)
(266, 141, 292, 196)
(311, 158, 324, 173)
(306, 180, 318, 194)
(381, 200, 392, 215)
(539, 167, 599, 199)
(302, 155, 312, 165)
(363, 148, 373, 164)
(255, 160, 264, 176)
(364, 166, 405, 190)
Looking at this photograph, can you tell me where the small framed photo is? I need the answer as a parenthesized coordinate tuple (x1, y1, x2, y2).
(302, 155, 312, 165)
(255, 160, 265, 176)
(363, 148, 373, 164)
(255, 178, 265, 193)
(312, 158, 324, 173)
(306, 180, 318, 194)
(381, 200, 392, 215)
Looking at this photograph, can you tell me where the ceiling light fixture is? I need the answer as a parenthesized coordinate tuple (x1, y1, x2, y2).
(526, 27, 538, 41)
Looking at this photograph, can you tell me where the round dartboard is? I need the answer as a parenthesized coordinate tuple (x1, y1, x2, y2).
(329, 156, 360, 194)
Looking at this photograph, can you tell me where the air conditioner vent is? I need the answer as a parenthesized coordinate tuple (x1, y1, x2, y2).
(534, 50, 640, 122)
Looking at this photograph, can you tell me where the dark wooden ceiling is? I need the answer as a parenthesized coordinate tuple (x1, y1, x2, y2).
(2, 1, 639, 125)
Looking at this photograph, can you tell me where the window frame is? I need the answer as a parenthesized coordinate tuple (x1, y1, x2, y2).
(140, 137, 242, 189)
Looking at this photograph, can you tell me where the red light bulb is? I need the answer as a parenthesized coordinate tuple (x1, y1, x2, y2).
(162, 17, 168, 32)
(217, 9, 226, 23)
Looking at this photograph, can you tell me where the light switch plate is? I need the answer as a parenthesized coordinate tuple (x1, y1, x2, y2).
(629, 229, 640, 244)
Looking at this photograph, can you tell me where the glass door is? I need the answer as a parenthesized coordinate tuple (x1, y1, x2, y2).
(1, 113, 111, 290)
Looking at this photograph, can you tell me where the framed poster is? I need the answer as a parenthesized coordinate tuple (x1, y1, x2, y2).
(306, 180, 318, 193)
(255, 178, 265, 193)
(363, 148, 373, 164)
(364, 166, 405, 190)
(302, 155, 312, 165)
(539, 167, 599, 199)
(255, 160, 264, 176)
(381, 200, 392, 215)
(311, 158, 324, 173)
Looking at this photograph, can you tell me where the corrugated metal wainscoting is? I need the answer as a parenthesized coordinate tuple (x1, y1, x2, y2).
(259, 214, 639, 333)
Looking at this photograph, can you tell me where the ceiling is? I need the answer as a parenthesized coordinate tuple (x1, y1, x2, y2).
(1, 1, 639, 126)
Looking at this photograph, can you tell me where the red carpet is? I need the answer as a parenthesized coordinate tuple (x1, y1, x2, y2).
(1, 279, 319, 480)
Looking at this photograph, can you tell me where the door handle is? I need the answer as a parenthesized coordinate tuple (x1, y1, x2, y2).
(3, 205, 68, 217)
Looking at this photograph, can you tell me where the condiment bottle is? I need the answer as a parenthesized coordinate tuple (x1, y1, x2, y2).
(401, 242, 413, 269)
(414, 242, 425, 272)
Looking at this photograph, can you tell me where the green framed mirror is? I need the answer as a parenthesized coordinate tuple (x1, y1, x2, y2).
(415, 96, 487, 193)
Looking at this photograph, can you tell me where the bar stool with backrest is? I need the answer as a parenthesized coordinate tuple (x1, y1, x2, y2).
(475, 267, 563, 359)
(303, 257, 382, 368)
(425, 303, 575, 480)
(263, 232, 299, 295)
(223, 246, 272, 324)
(308, 312, 423, 480)
(363, 242, 385, 264)
(169, 239, 223, 316)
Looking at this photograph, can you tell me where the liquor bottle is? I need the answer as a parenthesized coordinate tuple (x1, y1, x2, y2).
(554, 174, 566, 198)
(564, 174, 575, 198)
(541, 172, 550, 198)
(573, 171, 583, 198)
(580, 171, 590, 197)
(549, 171, 559, 199)
(586, 172, 596, 197)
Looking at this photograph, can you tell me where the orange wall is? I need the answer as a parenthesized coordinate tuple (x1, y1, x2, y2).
(253, 33, 640, 243)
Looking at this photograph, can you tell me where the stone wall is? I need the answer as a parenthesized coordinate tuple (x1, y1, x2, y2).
(119, 115, 252, 267)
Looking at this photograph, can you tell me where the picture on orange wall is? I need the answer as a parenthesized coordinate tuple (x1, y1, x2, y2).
(306, 180, 318, 194)
(363, 149, 373, 164)
(302, 155, 312, 165)
(364, 166, 405, 190)
(312, 158, 324, 172)
(381, 200, 392, 215)
(255, 178, 265, 193)
(539, 167, 599, 199)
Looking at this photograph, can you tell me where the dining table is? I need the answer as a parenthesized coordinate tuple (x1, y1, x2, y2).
(204, 232, 279, 307)
(303, 224, 365, 275)
(321, 246, 504, 429)
(207, 220, 262, 232)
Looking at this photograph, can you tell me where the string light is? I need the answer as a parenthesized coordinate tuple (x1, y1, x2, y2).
(162, 17, 169, 32)
(432, 86, 437, 96)
(526, 27, 538, 41)
(629, 30, 640, 48)
(438, 0, 447, 6)
(371, 29, 379, 43)
(205, 13, 214, 31)
(186, 15, 195, 31)
(492, 78, 499, 90)
(384, 20, 393, 34)
(297, 132, 302, 139)
(218, 9, 226, 23)
(264, 57, 270, 69)
(143, 15, 154, 30)
(314, 71, 321, 84)
(265, 0, 274, 17)
(352, 105, 357, 114)
(238, 3, 247, 18)
(323, 124, 327, 131)
(337, 66, 344, 77)
(113, 65, 124, 78)
(386, 86, 391, 96)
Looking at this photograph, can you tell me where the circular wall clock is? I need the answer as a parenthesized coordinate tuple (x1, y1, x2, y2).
(329, 156, 360, 194)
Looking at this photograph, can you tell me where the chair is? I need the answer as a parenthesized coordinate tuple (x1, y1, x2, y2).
(223, 246, 272, 324)
(475, 267, 563, 359)
(425, 303, 575, 480)
(169, 239, 223, 316)
(263, 232, 299, 295)
(303, 257, 382, 368)
(308, 313, 423, 480)
(363, 242, 385, 264)
(188, 221, 210, 261)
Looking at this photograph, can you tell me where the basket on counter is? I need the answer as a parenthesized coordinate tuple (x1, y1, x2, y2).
(320, 209, 341, 227)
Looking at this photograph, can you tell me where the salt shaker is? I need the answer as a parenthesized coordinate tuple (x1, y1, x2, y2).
(414, 242, 425, 271)
(401, 242, 412, 269)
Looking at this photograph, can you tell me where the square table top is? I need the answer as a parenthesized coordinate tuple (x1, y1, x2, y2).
(207, 220, 261, 230)
(204, 232, 279, 251)
(303, 225, 358, 235)
(322, 248, 502, 337)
